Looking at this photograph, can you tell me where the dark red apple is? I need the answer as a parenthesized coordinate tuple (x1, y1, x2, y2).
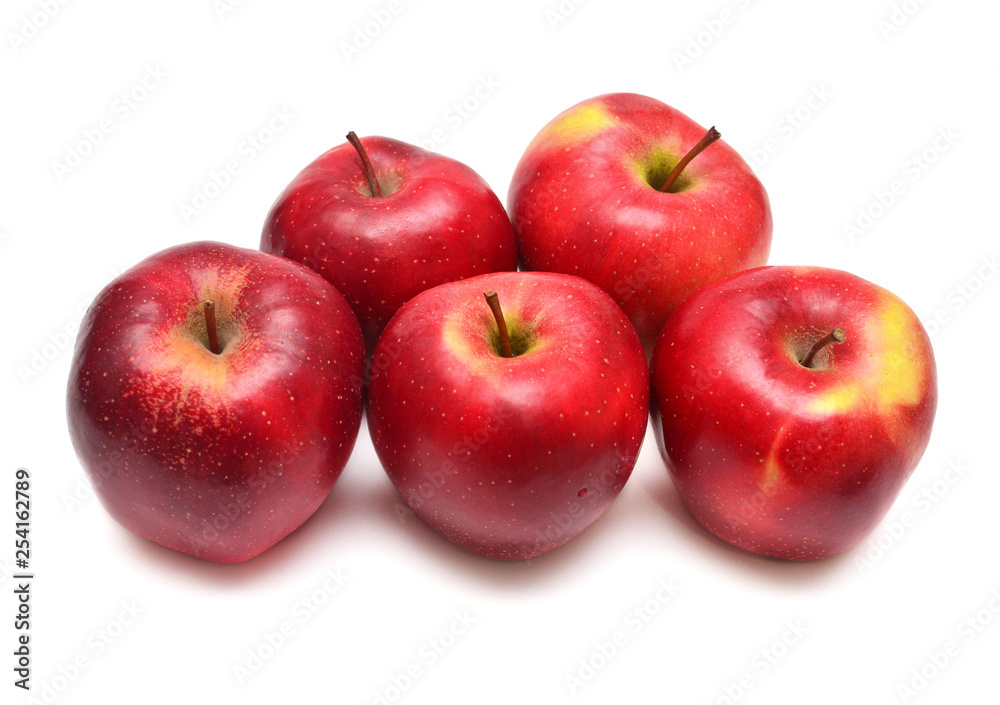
(67, 241, 365, 563)
(508, 92, 772, 351)
(367, 271, 649, 560)
(261, 133, 518, 354)
(650, 266, 937, 560)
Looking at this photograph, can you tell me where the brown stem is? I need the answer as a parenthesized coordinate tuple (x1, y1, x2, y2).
(204, 300, 221, 355)
(346, 131, 382, 197)
(659, 126, 722, 193)
(800, 328, 845, 368)
(484, 291, 512, 358)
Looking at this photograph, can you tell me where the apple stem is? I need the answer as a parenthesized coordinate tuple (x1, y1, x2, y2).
(800, 328, 845, 368)
(484, 291, 513, 358)
(659, 126, 722, 193)
(204, 300, 221, 355)
(346, 131, 383, 197)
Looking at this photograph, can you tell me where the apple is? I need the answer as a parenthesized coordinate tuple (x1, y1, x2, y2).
(507, 92, 772, 352)
(66, 241, 365, 563)
(367, 271, 649, 560)
(649, 266, 937, 560)
(261, 132, 518, 355)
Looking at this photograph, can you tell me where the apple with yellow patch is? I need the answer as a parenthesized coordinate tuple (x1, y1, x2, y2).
(67, 241, 365, 562)
(508, 92, 772, 352)
(650, 266, 937, 560)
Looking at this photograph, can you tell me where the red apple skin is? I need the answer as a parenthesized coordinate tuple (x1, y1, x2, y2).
(650, 266, 937, 560)
(508, 92, 772, 351)
(67, 242, 365, 563)
(367, 272, 649, 560)
(261, 136, 518, 354)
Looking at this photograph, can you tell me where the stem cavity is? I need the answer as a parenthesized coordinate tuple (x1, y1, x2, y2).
(659, 126, 721, 193)
(204, 300, 221, 355)
(800, 328, 845, 368)
(484, 291, 513, 358)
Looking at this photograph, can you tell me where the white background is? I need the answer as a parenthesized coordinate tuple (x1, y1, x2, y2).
(2, 0, 998, 703)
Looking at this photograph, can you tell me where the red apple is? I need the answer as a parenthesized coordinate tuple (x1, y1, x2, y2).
(66, 241, 365, 563)
(650, 266, 937, 560)
(261, 133, 518, 354)
(508, 92, 772, 351)
(367, 271, 649, 560)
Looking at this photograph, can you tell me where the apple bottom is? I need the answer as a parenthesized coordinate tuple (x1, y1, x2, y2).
(657, 416, 915, 561)
(392, 435, 635, 561)
(81, 433, 340, 563)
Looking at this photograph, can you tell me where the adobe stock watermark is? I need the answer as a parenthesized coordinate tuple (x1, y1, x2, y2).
(213, 0, 248, 20)
(922, 255, 998, 340)
(61, 476, 97, 515)
(177, 106, 294, 224)
(51, 64, 168, 182)
(17, 300, 89, 385)
(340, 0, 409, 64)
(672, 0, 753, 73)
(843, 127, 959, 244)
(717, 422, 835, 529)
(7, 0, 72, 53)
(395, 428, 637, 562)
(23, 600, 143, 705)
(372, 610, 476, 704)
(565, 577, 681, 693)
(896, 588, 1000, 703)
(233, 567, 349, 684)
(392, 404, 516, 524)
(59, 415, 157, 516)
(16, 268, 124, 386)
(877, 0, 931, 40)
(415, 74, 500, 153)
(530, 442, 637, 555)
(544, 0, 590, 30)
(61, 417, 313, 525)
(0, 556, 18, 587)
(854, 459, 969, 574)
(705, 620, 809, 705)
(186, 441, 309, 553)
(745, 84, 834, 170)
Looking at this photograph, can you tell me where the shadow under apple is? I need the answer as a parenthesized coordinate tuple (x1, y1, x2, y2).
(363, 470, 642, 594)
